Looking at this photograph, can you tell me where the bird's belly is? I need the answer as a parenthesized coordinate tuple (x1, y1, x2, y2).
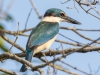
(34, 35, 57, 54)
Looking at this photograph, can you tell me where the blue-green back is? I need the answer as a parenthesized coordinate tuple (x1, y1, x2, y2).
(27, 22, 59, 48)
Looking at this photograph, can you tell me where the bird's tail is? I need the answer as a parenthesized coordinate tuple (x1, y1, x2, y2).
(20, 48, 34, 72)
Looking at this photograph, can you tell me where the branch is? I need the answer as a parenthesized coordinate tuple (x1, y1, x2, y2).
(75, 0, 100, 20)
(72, 28, 100, 44)
(0, 37, 99, 74)
(1, 46, 100, 61)
(29, 0, 42, 19)
(60, 26, 100, 32)
(40, 58, 81, 75)
(1, 35, 25, 52)
(0, 0, 15, 21)
(0, 29, 29, 36)
(58, 33, 84, 45)
(0, 28, 85, 47)
(0, 68, 18, 75)
(56, 39, 83, 46)
(60, 61, 91, 75)
(1, 26, 100, 36)
(0, 52, 44, 75)
(9, 23, 19, 52)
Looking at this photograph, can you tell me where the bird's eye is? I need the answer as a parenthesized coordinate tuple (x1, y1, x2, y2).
(60, 13, 65, 17)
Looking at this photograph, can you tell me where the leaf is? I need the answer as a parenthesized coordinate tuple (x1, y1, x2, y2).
(4, 14, 14, 22)
(0, 24, 4, 29)
(0, 36, 8, 52)
(0, 73, 9, 75)
(0, 25, 8, 52)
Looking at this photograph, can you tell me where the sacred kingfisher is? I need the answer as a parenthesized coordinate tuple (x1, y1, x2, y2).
(20, 8, 81, 72)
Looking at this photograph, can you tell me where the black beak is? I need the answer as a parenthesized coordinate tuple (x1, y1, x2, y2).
(63, 16, 81, 25)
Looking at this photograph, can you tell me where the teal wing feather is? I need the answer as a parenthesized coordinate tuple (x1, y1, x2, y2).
(20, 22, 59, 72)
(27, 22, 59, 48)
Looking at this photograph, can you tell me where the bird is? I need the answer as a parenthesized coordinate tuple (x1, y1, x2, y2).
(20, 8, 81, 72)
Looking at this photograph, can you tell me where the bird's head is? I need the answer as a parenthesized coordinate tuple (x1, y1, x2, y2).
(42, 8, 81, 24)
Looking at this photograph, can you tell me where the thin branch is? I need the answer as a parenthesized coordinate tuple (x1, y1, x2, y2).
(0, 0, 15, 21)
(60, 61, 92, 75)
(0, 0, 4, 13)
(1, 26, 100, 37)
(30, 0, 42, 19)
(53, 51, 57, 75)
(60, 26, 100, 31)
(8, 37, 18, 52)
(89, 4, 100, 16)
(25, 8, 33, 30)
(72, 28, 100, 44)
(40, 58, 81, 75)
(1, 45, 100, 61)
(0, 28, 86, 46)
(73, 0, 79, 13)
(88, 64, 92, 74)
(58, 33, 84, 45)
(0, 52, 44, 75)
(75, 0, 100, 20)
(39, 55, 75, 72)
(80, 4, 100, 20)
(0, 28, 29, 36)
(8, 22, 19, 52)
(1, 37, 100, 60)
(94, 66, 100, 75)
(0, 68, 18, 75)
(86, 7, 96, 13)
(56, 39, 84, 46)
(1, 35, 25, 52)
(61, 0, 70, 4)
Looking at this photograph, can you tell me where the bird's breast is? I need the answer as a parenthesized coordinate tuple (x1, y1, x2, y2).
(33, 35, 57, 54)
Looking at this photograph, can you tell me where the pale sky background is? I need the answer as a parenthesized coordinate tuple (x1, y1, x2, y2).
(0, 0, 100, 75)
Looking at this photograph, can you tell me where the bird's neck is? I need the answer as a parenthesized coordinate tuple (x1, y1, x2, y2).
(41, 16, 61, 24)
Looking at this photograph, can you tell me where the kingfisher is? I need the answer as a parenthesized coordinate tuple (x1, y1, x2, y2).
(20, 8, 81, 72)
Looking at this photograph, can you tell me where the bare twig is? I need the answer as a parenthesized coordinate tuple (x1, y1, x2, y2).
(80, 4, 100, 20)
(2, 38, 100, 75)
(0, 68, 18, 75)
(73, 0, 79, 13)
(1, 26, 100, 37)
(72, 28, 100, 44)
(1, 45, 100, 61)
(1, 35, 25, 52)
(0, 0, 15, 21)
(88, 64, 92, 74)
(30, 0, 42, 19)
(60, 26, 100, 32)
(25, 8, 33, 30)
(56, 39, 84, 46)
(40, 57, 81, 75)
(0, 52, 44, 75)
(60, 61, 92, 75)
(58, 33, 84, 45)
(8, 22, 19, 52)
(75, 0, 100, 20)
(61, 0, 70, 4)
(53, 51, 57, 75)
(0, 0, 4, 13)
(42, 52, 51, 75)
(94, 66, 100, 75)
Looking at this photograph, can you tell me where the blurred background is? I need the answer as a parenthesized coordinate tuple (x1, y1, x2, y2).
(0, 0, 100, 75)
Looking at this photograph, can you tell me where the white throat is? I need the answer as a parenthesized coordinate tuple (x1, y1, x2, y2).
(41, 16, 64, 24)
